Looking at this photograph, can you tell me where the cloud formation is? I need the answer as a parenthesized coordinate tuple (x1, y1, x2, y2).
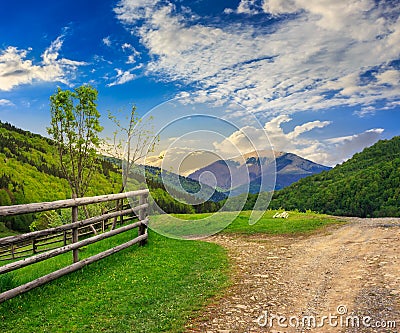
(115, 0, 400, 116)
(107, 68, 136, 86)
(0, 99, 13, 106)
(214, 115, 383, 166)
(0, 35, 86, 91)
(102, 36, 112, 47)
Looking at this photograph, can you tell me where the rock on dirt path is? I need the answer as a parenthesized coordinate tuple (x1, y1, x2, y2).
(186, 218, 400, 333)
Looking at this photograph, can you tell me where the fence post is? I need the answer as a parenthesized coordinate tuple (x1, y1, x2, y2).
(32, 239, 37, 254)
(111, 199, 120, 230)
(119, 199, 124, 226)
(71, 194, 79, 263)
(138, 193, 148, 246)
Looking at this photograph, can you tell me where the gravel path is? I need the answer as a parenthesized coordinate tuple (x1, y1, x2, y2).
(186, 218, 400, 333)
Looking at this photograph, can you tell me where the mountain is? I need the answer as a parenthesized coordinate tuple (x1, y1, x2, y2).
(269, 136, 400, 217)
(275, 152, 332, 189)
(143, 165, 226, 202)
(188, 151, 331, 195)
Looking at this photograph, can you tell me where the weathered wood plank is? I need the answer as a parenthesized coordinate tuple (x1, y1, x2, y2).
(36, 232, 65, 243)
(0, 220, 145, 275)
(138, 194, 148, 246)
(0, 189, 149, 217)
(71, 203, 79, 263)
(36, 238, 65, 248)
(0, 204, 147, 246)
(0, 233, 148, 303)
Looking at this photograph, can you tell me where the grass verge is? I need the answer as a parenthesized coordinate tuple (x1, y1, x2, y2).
(0, 230, 229, 333)
(151, 210, 343, 237)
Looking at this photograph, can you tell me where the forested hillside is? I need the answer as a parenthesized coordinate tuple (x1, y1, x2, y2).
(0, 121, 122, 230)
(0, 121, 222, 231)
(269, 136, 400, 217)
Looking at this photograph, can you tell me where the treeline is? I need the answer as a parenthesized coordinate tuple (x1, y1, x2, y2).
(129, 167, 223, 214)
(269, 136, 400, 217)
(149, 188, 221, 214)
(145, 165, 227, 202)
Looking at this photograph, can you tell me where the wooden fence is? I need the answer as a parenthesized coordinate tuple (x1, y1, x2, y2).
(0, 189, 149, 303)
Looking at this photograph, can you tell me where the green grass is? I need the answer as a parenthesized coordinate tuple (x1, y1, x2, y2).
(151, 210, 343, 238)
(224, 210, 343, 234)
(0, 230, 230, 333)
(0, 210, 343, 332)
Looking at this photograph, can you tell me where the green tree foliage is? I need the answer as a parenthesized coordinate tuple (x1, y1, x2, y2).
(269, 136, 400, 217)
(127, 166, 223, 215)
(0, 189, 12, 206)
(0, 121, 120, 232)
(48, 85, 103, 198)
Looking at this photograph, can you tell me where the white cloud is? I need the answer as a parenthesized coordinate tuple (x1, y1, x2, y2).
(236, 0, 262, 14)
(115, 0, 400, 116)
(213, 115, 383, 166)
(261, 0, 298, 15)
(223, 8, 235, 15)
(214, 115, 331, 156)
(107, 68, 136, 86)
(144, 113, 384, 172)
(0, 35, 86, 91)
(102, 36, 112, 47)
(376, 69, 400, 86)
(0, 99, 14, 106)
(127, 55, 136, 64)
(262, 0, 379, 39)
(114, 0, 159, 23)
(122, 43, 141, 64)
(323, 128, 384, 165)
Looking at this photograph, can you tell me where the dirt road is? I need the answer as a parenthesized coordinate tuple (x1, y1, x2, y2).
(187, 218, 400, 333)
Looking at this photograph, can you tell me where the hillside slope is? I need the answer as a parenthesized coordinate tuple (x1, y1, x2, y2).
(189, 151, 330, 194)
(0, 121, 223, 231)
(0, 121, 122, 230)
(0, 122, 121, 201)
(270, 136, 400, 217)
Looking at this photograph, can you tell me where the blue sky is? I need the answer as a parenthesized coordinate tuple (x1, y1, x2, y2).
(0, 0, 399, 169)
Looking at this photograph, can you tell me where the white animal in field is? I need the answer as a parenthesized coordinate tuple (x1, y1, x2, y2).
(273, 211, 289, 219)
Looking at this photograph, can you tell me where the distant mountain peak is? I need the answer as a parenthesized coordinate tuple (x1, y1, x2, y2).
(188, 151, 331, 195)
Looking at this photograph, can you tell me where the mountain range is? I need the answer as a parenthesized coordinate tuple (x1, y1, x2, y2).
(188, 151, 331, 195)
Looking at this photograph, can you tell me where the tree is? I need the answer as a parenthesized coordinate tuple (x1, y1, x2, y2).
(105, 105, 158, 191)
(48, 85, 103, 199)
(103, 105, 159, 228)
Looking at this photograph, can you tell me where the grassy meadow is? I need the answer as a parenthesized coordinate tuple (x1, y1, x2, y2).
(150, 210, 342, 238)
(0, 210, 342, 332)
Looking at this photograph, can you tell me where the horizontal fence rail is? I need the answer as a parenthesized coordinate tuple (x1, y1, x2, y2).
(0, 190, 149, 217)
(0, 189, 149, 303)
